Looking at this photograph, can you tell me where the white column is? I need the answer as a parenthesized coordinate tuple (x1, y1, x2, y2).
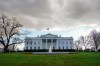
(41, 40, 42, 49)
(56, 39, 58, 49)
(49, 39, 52, 53)
(46, 39, 47, 49)
(37, 40, 39, 50)
(51, 39, 53, 49)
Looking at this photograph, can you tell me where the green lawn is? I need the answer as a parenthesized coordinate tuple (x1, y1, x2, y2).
(0, 52, 100, 66)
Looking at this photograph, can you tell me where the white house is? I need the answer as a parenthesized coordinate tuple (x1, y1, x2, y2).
(24, 33, 74, 52)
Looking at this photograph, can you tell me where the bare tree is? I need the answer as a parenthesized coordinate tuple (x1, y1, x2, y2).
(8, 36, 23, 51)
(89, 29, 100, 51)
(79, 36, 91, 51)
(75, 40, 83, 51)
(75, 36, 90, 51)
(0, 14, 23, 52)
(8, 31, 30, 51)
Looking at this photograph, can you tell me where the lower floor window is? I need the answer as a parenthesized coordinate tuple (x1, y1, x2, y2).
(59, 46, 60, 49)
(30, 47, 32, 50)
(53, 47, 55, 49)
(66, 47, 68, 49)
(34, 47, 36, 49)
(26, 47, 28, 50)
(63, 47, 64, 49)
(38, 47, 40, 49)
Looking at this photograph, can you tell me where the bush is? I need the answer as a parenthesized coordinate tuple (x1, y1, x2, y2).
(24, 49, 48, 52)
(52, 49, 76, 52)
(98, 49, 100, 52)
(24, 49, 76, 52)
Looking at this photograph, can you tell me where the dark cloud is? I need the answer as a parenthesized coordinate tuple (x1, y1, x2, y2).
(0, 0, 52, 18)
(0, 0, 100, 31)
(66, 0, 91, 18)
(66, 0, 100, 19)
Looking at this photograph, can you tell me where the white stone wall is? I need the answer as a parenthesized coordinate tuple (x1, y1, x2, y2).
(25, 39, 42, 50)
(25, 38, 73, 50)
(57, 39, 73, 50)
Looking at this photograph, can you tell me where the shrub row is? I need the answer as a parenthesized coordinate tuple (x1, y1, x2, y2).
(24, 49, 76, 52)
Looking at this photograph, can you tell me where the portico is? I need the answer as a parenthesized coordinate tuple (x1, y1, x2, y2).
(42, 39, 57, 52)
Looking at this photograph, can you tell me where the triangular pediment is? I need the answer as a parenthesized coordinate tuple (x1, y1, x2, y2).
(41, 33, 58, 38)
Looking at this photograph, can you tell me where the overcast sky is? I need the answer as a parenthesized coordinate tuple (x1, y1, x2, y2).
(0, 0, 100, 40)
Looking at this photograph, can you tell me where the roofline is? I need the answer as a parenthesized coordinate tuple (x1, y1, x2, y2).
(25, 37, 73, 40)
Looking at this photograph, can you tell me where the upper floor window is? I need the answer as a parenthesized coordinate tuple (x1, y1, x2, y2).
(34, 42, 36, 45)
(31, 41, 32, 44)
(27, 42, 28, 45)
(70, 41, 72, 44)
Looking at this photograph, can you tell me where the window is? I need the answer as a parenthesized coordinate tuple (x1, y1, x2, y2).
(53, 47, 55, 49)
(30, 47, 32, 50)
(59, 46, 60, 49)
(63, 47, 64, 49)
(34, 47, 36, 49)
(38, 47, 40, 49)
(70, 46, 72, 49)
(70, 41, 72, 44)
(66, 46, 68, 49)
(34, 42, 36, 45)
(31, 41, 32, 44)
(27, 42, 28, 45)
(26, 47, 28, 50)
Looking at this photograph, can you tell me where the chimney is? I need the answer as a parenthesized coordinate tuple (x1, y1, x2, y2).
(37, 35, 39, 37)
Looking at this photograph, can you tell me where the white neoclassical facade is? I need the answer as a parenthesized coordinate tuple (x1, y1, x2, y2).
(25, 33, 74, 52)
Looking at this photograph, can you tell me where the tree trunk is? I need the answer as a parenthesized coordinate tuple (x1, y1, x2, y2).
(77, 48, 79, 52)
(4, 46, 8, 52)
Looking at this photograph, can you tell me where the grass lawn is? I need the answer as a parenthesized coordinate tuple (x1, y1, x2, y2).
(0, 52, 100, 66)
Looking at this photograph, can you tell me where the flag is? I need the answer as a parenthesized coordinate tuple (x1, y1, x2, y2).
(46, 28, 49, 30)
